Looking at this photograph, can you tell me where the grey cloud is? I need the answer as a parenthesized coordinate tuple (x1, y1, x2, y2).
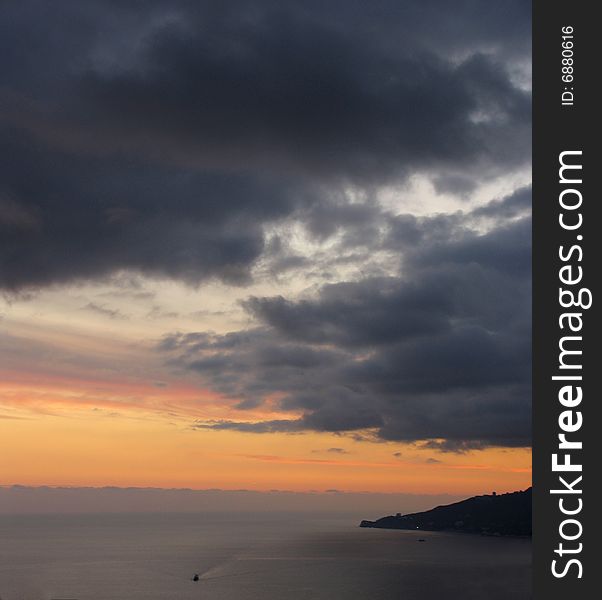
(82, 302, 128, 320)
(418, 440, 490, 454)
(1, 1, 529, 290)
(244, 279, 451, 348)
(411, 214, 531, 279)
(162, 328, 346, 408)
(161, 208, 531, 449)
(54, 38, 530, 184)
(193, 419, 303, 434)
(247, 208, 531, 349)
(146, 306, 180, 320)
(310, 447, 350, 455)
(432, 174, 478, 198)
(0, 130, 313, 290)
(471, 186, 532, 220)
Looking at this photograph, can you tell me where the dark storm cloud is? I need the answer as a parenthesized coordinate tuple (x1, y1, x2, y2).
(1, 0, 529, 290)
(161, 201, 532, 449)
(471, 186, 532, 220)
(66, 46, 529, 183)
(0, 129, 315, 290)
(244, 279, 451, 348)
(247, 202, 532, 348)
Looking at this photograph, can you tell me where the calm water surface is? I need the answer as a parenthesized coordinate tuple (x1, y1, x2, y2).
(0, 512, 531, 600)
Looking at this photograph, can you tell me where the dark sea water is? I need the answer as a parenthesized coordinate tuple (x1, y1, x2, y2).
(0, 512, 531, 600)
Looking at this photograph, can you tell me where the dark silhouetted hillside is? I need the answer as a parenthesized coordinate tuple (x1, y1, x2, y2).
(360, 488, 531, 536)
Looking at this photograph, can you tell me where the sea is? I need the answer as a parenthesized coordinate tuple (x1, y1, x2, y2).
(0, 512, 531, 600)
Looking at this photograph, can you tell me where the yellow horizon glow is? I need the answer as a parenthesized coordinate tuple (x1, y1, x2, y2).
(0, 401, 531, 495)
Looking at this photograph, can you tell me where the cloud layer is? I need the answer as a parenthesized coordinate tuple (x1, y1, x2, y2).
(1, 1, 531, 451)
(161, 193, 532, 448)
(1, 0, 529, 290)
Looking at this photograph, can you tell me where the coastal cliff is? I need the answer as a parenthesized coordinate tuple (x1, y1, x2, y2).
(360, 488, 531, 536)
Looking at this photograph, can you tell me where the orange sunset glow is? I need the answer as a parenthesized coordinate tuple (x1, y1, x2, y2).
(1, 302, 531, 495)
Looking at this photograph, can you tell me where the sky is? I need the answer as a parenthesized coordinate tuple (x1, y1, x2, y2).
(0, 0, 532, 500)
